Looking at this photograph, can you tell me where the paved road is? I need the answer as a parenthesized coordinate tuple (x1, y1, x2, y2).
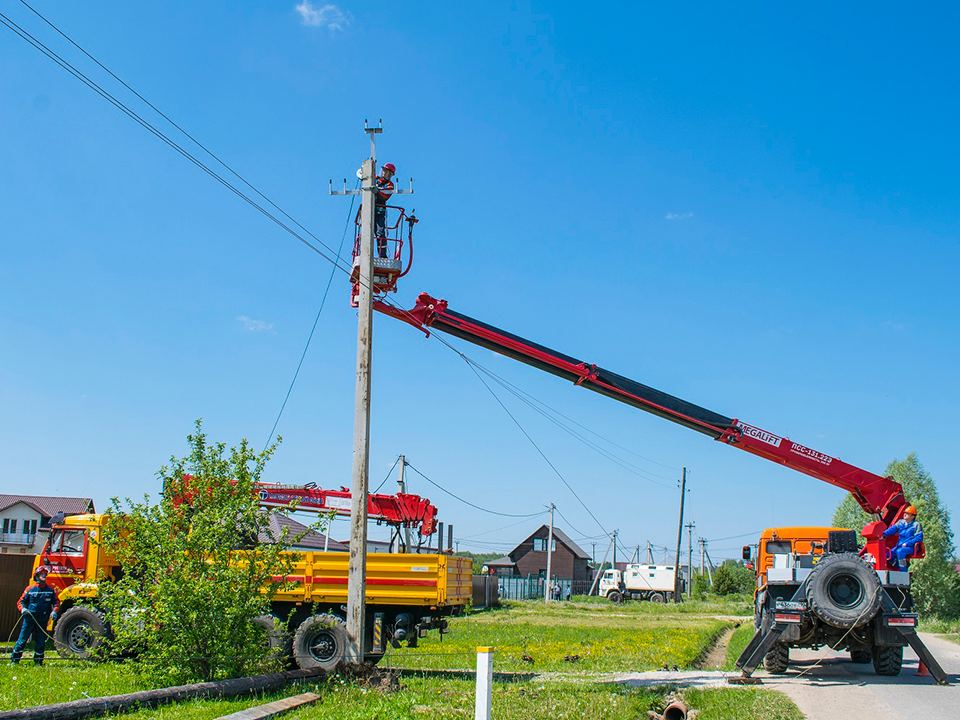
(609, 633, 959, 719)
(763, 633, 960, 720)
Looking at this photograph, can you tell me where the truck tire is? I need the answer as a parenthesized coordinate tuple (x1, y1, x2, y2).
(850, 649, 871, 664)
(252, 615, 291, 665)
(649, 592, 665, 603)
(806, 553, 881, 629)
(292, 614, 348, 671)
(763, 642, 789, 674)
(54, 606, 108, 660)
(607, 590, 624, 604)
(872, 645, 903, 676)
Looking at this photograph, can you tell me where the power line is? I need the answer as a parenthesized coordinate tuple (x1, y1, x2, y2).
(466, 360, 674, 487)
(704, 530, 762, 543)
(14, 0, 352, 273)
(0, 10, 354, 276)
(457, 516, 539, 541)
(450, 349, 611, 537)
(263, 185, 357, 451)
(404, 462, 544, 519)
(372, 455, 402, 494)
(468, 361, 678, 478)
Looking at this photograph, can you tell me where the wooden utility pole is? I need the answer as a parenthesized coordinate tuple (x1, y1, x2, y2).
(646, 541, 654, 564)
(673, 466, 687, 603)
(344, 128, 380, 665)
(612, 529, 618, 568)
(699, 537, 705, 579)
(397, 455, 411, 552)
(588, 534, 613, 596)
(685, 522, 696, 599)
(544, 503, 555, 603)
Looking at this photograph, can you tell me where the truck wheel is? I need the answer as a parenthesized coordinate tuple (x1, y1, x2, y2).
(649, 593, 665, 603)
(850, 649, 871, 664)
(292, 614, 348, 671)
(763, 643, 789, 674)
(607, 590, 623, 604)
(252, 615, 291, 665)
(54, 606, 108, 660)
(872, 645, 903, 676)
(806, 553, 881, 629)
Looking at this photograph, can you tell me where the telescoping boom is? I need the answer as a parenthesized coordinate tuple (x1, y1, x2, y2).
(374, 292, 909, 566)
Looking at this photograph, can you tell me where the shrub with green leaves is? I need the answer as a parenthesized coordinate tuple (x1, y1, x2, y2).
(96, 421, 308, 683)
(833, 453, 960, 619)
(711, 562, 754, 596)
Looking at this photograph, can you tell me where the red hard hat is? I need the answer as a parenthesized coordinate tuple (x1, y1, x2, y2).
(382, 162, 396, 173)
(34, 566, 49, 581)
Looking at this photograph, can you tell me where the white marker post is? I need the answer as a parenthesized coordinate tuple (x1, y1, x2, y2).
(475, 646, 494, 720)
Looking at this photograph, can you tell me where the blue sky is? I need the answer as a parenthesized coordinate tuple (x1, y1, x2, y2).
(1, 2, 958, 561)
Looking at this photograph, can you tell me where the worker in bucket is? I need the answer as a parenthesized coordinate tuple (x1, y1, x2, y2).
(375, 162, 396, 258)
(11, 566, 60, 665)
(883, 504, 924, 568)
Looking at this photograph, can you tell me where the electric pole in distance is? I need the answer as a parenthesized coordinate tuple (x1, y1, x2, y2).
(673, 467, 687, 603)
(685, 521, 696, 599)
(397, 454, 411, 553)
(545, 503, 555, 603)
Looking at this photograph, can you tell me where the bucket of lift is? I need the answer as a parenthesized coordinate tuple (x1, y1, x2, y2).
(350, 206, 417, 307)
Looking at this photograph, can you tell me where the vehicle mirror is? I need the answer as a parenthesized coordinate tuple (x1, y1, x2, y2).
(742, 545, 752, 560)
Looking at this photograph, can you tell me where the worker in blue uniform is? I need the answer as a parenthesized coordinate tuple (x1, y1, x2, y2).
(883, 504, 923, 569)
(11, 566, 60, 665)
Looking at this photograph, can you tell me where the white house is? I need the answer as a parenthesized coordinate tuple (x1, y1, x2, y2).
(0, 494, 95, 555)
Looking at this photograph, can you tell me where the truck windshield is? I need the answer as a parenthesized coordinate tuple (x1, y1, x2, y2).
(49, 529, 85, 554)
(766, 541, 792, 554)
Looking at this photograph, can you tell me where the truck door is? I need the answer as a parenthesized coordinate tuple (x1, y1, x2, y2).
(42, 527, 88, 593)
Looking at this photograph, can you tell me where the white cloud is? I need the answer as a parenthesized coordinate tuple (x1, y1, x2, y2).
(236, 315, 275, 333)
(664, 212, 694, 221)
(295, 2, 350, 31)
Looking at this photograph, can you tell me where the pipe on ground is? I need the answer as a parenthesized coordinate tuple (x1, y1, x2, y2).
(661, 700, 688, 720)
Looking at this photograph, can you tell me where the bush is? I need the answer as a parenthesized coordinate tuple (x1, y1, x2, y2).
(712, 562, 754, 596)
(97, 421, 309, 683)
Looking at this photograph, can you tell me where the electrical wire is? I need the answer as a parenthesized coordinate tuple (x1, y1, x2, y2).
(704, 530, 762, 543)
(404, 462, 544, 519)
(263, 185, 357, 451)
(372, 455, 402, 494)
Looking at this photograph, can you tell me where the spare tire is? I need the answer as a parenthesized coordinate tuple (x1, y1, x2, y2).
(806, 553, 881, 629)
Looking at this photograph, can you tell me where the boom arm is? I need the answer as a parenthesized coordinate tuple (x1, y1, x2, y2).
(375, 292, 906, 526)
(256, 482, 438, 536)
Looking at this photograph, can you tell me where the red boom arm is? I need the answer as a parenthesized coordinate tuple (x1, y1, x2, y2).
(375, 292, 907, 531)
(255, 482, 438, 536)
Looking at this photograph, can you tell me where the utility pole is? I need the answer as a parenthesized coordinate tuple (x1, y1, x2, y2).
(591, 542, 596, 566)
(397, 454, 411, 553)
(343, 125, 380, 665)
(588, 534, 614, 596)
(673, 466, 687, 603)
(699, 538, 705, 579)
(634, 545, 640, 563)
(612, 529, 618, 568)
(646, 541, 654, 565)
(545, 503, 555, 603)
(703, 543, 715, 586)
(685, 522, 696, 599)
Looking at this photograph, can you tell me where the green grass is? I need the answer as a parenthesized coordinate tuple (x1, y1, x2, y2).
(570, 594, 753, 616)
(919, 616, 960, 643)
(1, 601, 799, 719)
(383, 600, 732, 672)
(723, 623, 756, 670)
(684, 688, 804, 720)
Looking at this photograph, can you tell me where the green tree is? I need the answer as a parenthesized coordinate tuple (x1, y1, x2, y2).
(711, 561, 754, 595)
(97, 422, 308, 683)
(832, 453, 960, 618)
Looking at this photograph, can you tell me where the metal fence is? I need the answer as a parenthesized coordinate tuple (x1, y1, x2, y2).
(472, 575, 500, 608)
(0, 554, 34, 639)
(497, 576, 596, 601)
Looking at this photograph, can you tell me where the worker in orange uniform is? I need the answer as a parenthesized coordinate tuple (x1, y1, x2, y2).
(375, 162, 396, 258)
(883, 504, 924, 568)
(11, 566, 60, 665)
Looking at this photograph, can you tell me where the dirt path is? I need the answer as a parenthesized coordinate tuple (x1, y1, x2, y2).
(697, 625, 737, 670)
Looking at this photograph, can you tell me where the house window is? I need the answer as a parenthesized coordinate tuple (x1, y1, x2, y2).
(532, 538, 557, 552)
(2, 519, 17, 534)
(23, 519, 37, 536)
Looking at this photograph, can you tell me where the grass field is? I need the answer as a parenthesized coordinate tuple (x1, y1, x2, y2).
(382, 600, 733, 672)
(1, 599, 802, 719)
(724, 623, 756, 670)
